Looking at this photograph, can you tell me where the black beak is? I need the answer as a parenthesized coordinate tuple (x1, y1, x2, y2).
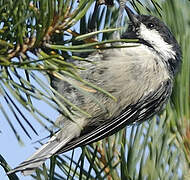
(121, 6, 139, 39)
(125, 6, 139, 27)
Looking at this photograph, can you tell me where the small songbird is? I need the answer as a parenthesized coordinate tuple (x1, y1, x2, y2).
(8, 5, 182, 175)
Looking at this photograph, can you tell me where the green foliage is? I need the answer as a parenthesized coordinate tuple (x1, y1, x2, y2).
(0, 155, 19, 180)
(0, 0, 190, 179)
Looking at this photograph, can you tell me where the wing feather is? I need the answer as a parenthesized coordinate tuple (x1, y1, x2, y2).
(57, 80, 172, 154)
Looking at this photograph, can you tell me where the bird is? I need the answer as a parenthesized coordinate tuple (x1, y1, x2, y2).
(8, 5, 182, 176)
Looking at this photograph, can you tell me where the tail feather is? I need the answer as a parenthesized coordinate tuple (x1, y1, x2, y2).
(7, 117, 86, 175)
(8, 130, 75, 175)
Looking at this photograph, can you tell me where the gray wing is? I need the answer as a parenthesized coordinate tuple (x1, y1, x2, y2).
(57, 80, 172, 153)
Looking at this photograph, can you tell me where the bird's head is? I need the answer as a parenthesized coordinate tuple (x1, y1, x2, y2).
(121, 5, 182, 76)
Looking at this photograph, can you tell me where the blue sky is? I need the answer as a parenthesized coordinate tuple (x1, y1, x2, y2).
(0, 68, 63, 179)
(0, 90, 60, 179)
(0, 123, 34, 180)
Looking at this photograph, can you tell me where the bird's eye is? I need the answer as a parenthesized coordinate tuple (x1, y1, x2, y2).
(147, 23, 154, 28)
(128, 24, 133, 31)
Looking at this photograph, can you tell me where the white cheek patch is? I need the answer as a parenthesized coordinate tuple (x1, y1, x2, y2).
(138, 23, 176, 60)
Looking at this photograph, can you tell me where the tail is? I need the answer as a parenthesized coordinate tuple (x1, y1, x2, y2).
(8, 117, 84, 176)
